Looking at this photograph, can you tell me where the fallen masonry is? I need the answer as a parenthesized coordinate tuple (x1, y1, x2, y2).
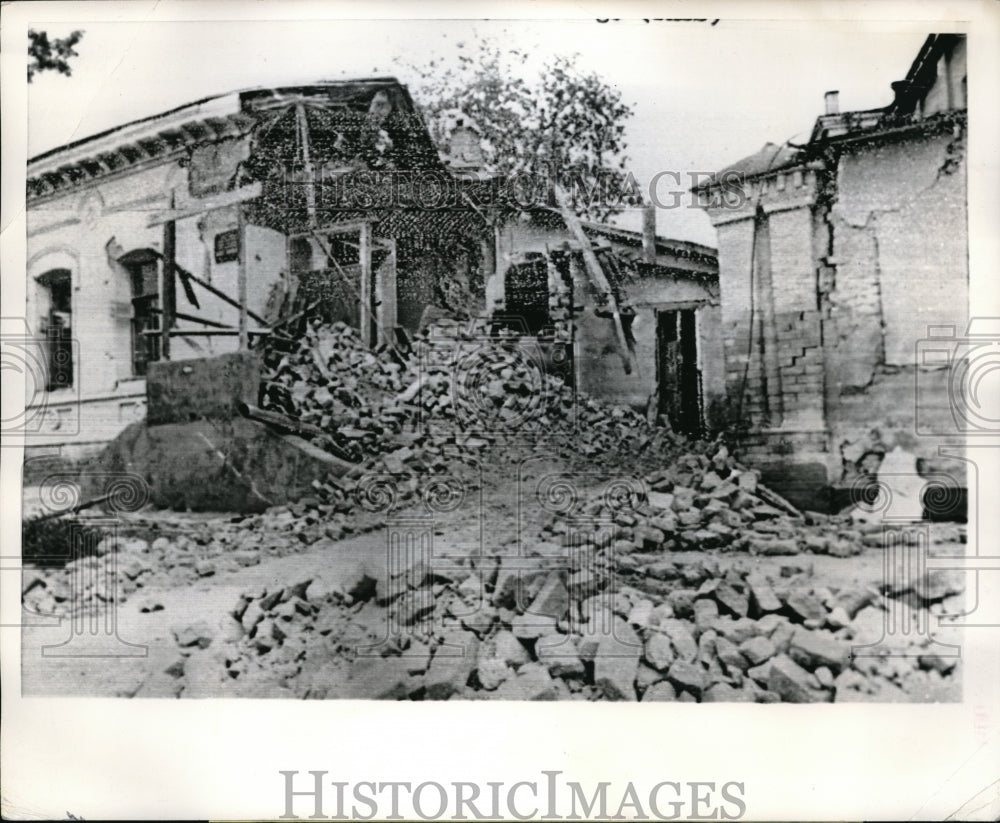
(150, 485, 963, 702)
(21, 318, 966, 703)
(24, 320, 903, 620)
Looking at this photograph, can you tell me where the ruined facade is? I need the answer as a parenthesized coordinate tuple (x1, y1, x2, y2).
(25, 79, 492, 461)
(489, 209, 723, 435)
(696, 34, 968, 509)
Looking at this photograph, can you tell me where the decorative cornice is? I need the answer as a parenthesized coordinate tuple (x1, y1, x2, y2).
(27, 112, 256, 203)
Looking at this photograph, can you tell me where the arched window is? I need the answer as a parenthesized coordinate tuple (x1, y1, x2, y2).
(118, 249, 161, 376)
(36, 268, 74, 390)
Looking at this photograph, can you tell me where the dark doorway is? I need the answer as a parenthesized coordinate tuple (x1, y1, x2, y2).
(656, 308, 702, 436)
(503, 256, 550, 335)
(290, 229, 378, 345)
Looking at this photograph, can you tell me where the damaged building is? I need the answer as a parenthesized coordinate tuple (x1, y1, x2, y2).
(490, 208, 723, 435)
(694, 33, 968, 511)
(25, 73, 725, 477)
(25, 78, 493, 466)
(25, 36, 966, 517)
(19, 38, 974, 709)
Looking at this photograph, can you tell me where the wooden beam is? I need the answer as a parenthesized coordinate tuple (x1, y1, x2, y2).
(295, 102, 319, 228)
(237, 206, 249, 351)
(642, 203, 657, 265)
(157, 256, 269, 327)
(553, 184, 636, 375)
(162, 209, 176, 360)
(359, 222, 372, 347)
(147, 182, 262, 226)
(143, 329, 270, 338)
(147, 307, 235, 330)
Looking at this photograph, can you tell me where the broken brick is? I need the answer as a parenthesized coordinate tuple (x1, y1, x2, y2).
(703, 682, 754, 703)
(425, 633, 479, 700)
(666, 660, 707, 698)
(739, 635, 776, 666)
(641, 681, 678, 702)
(643, 633, 675, 671)
(594, 620, 641, 700)
(535, 634, 585, 678)
(784, 589, 828, 623)
(746, 573, 782, 614)
(635, 524, 667, 550)
(714, 583, 749, 617)
(713, 636, 747, 673)
(527, 573, 570, 620)
(172, 621, 216, 650)
(347, 657, 415, 700)
(476, 658, 513, 691)
(788, 629, 850, 673)
(767, 655, 829, 703)
(511, 613, 558, 639)
(493, 664, 559, 700)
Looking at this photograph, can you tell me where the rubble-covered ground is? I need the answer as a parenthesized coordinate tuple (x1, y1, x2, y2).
(21, 321, 967, 702)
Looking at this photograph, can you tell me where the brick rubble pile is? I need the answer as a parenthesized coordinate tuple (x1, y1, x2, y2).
(261, 318, 697, 474)
(162, 482, 964, 702)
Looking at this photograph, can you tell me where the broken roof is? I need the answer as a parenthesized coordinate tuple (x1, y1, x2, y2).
(511, 205, 717, 280)
(28, 77, 438, 200)
(690, 141, 803, 192)
(891, 33, 965, 116)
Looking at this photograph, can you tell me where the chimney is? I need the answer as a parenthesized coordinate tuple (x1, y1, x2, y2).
(446, 122, 484, 171)
(642, 203, 657, 264)
(824, 90, 840, 115)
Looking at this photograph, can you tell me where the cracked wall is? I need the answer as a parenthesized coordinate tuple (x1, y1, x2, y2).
(824, 128, 968, 484)
(704, 121, 968, 508)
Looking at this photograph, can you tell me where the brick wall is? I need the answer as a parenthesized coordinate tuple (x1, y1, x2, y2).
(823, 128, 968, 482)
(702, 122, 969, 503)
(773, 309, 824, 423)
(710, 180, 825, 433)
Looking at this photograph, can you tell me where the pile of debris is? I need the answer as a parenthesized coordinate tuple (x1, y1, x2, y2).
(257, 317, 824, 529)
(181, 483, 963, 703)
(21, 437, 889, 623)
(192, 551, 963, 703)
(19, 503, 391, 619)
(260, 317, 700, 474)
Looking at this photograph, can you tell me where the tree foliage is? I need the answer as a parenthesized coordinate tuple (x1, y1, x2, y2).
(402, 38, 640, 220)
(28, 29, 84, 82)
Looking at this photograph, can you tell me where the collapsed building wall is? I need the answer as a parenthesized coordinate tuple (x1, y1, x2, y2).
(491, 215, 725, 433)
(24, 79, 493, 461)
